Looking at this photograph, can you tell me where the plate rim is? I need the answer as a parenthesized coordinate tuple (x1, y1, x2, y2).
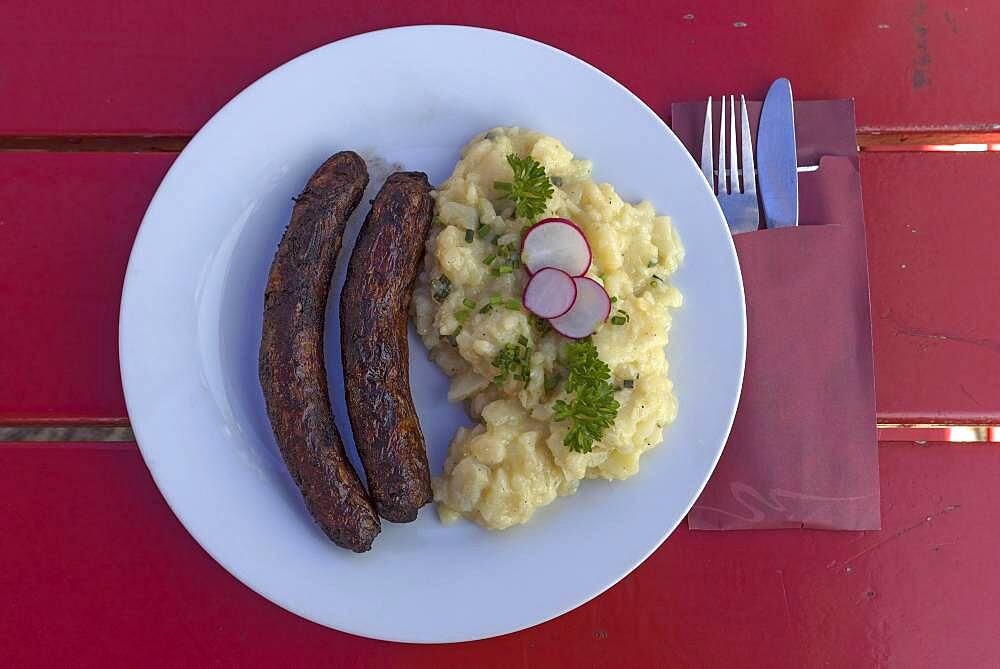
(119, 24, 746, 643)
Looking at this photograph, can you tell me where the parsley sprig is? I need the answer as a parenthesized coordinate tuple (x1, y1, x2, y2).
(552, 339, 620, 453)
(494, 154, 554, 221)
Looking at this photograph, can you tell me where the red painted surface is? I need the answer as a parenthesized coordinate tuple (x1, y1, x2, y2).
(3, 151, 998, 425)
(2, 1, 999, 134)
(2, 4, 997, 667)
(0, 442, 995, 667)
(864, 152, 1000, 424)
(0, 153, 174, 424)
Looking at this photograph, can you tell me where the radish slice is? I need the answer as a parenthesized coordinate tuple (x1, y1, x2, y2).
(549, 277, 612, 339)
(521, 218, 592, 277)
(522, 267, 577, 319)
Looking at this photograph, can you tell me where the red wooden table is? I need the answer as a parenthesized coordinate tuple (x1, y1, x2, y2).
(3, 3, 1000, 667)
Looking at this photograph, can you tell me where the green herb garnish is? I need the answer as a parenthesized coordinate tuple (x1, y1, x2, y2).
(494, 154, 554, 221)
(462, 297, 476, 309)
(544, 372, 562, 393)
(491, 342, 532, 386)
(651, 274, 664, 283)
(476, 223, 490, 238)
(530, 314, 552, 335)
(497, 265, 514, 275)
(483, 253, 497, 266)
(455, 308, 471, 323)
(504, 298, 521, 311)
(431, 275, 452, 302)
(552, 338, 620, 453)
(610, 308, 630, 326)
(465, 229, 475, 243)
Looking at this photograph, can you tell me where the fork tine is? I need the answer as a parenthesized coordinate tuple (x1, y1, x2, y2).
(740, 94, 756, 195)
(701, 97, 714, 190)
(729, 95, 739, 193)
(718, 95, 728, 194)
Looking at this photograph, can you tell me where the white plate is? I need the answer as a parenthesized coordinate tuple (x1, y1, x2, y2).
(120, 26, 745, 643)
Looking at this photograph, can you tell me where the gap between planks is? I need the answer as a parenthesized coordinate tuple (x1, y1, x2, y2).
(1, 131, 1000, 153)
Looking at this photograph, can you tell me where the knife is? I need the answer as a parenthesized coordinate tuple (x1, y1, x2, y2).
(758, 78, 799, 228)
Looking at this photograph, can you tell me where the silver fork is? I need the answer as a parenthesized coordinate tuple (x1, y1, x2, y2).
(701, 95, 759, 234)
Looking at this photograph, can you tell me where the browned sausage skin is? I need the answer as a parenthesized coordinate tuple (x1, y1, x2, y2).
(259, 151, 381, 552)
(341, 172, 434, 522)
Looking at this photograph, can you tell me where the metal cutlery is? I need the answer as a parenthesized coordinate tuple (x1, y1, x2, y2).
(702, 94, 759, 234)
(758, 78, 799, 228)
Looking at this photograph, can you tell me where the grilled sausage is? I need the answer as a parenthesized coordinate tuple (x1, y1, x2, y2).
(259, 151, 380, 552)
(341, 172, 434, 522)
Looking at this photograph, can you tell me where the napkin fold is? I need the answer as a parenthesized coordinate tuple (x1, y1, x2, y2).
(671, 99, 880, 530)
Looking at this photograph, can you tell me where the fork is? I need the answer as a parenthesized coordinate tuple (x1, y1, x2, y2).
(701, 95, 759, 234)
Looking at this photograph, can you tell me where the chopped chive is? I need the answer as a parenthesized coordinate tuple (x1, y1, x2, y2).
(489, 295, 504, 306)
(483, 253, 497, 265)
(504, 298, 521, 310)
(611, 296, 618, 303)
(615, 308, 631, 323)
(611, 315, 627, 326)
(652, 274, 664, 283)
(623, 379, 634, 389)
(476, 223, 490, 238)
(479, 304, 493, 314)
(463, 298, 476, 309)
(465, 229, 475, 243)
(517, 335, 529, 346)
(498, 265, 514, 275)
(455, 308, 471, 323)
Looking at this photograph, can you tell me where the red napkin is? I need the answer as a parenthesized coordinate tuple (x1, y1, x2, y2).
(671, 100, 880, 530)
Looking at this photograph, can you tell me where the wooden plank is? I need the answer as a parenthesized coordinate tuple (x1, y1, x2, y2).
(2, 150, 998, 425)
(863, 152, 1000, 423)
(1, 442, 997, 666)
(0, 153, 173, 424)
(3, 2, 1000, 134)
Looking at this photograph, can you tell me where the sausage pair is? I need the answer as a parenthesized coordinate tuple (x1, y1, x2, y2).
(259, 152, 433, 552)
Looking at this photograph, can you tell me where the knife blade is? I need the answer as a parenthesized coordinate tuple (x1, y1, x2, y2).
(758, 78, 799, 228)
